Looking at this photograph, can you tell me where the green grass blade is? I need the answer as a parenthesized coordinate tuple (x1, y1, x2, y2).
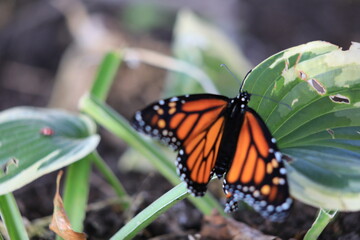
(304, 209, 337, 240)
(0, 193, 29, 240)
(79, 94, 223, 215)
(62, 155, 92, 232)
(110, 182, 188, 240)
(90, 51, 122, 101)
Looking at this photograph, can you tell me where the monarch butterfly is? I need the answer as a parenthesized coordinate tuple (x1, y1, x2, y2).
(131, 73, 292, 221)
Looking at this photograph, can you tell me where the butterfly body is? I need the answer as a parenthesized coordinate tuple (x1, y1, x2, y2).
(132, 90, 292, 221)
(213, 92, 250, 179)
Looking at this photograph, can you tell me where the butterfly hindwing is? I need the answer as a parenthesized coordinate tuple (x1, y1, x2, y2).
(177, 115, 225, 196)
(223, 108, 292, 221)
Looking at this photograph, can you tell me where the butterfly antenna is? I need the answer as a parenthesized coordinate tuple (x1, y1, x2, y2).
(220, 64, 241, 84)
(220, 64, 252, 91)
(220, 64, 290, 109)
(251, 93, 292, 110)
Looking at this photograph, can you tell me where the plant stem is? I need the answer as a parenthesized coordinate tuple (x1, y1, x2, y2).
(90, 51, 122, 101)
(62, 155, 92, 232)
(0, 193, 29, 240)
(304, 208, 337, 240)
(110, 182, 189, 240)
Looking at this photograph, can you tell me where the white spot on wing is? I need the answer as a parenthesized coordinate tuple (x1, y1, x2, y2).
(267, 205, 274, 212)
(135, 111, 142, 121)
(280, 168, 286, 175)
(282, 202, 290, 210)
(275, 152, 282, 161)
(278, 178, 286, 185)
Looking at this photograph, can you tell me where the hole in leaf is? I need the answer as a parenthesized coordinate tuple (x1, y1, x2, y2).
(2, 158, 19, 175)
(298, 70, 307, 80)
(307, 79, 326, 95)
(326, 128, 335, 139)
(329, 94, 350, 104)
(282, 154, 294, 164)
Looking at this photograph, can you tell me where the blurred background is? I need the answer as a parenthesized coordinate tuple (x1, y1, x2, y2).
(1, 0, 360, 111)
(1, 0, 360, 239)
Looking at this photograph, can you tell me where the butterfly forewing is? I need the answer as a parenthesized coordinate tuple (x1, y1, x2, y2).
(223, 109, 292, 221)
(132, 94, 229, 150)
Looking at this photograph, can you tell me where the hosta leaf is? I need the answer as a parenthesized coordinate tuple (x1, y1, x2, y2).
(0, 107, 100, 194)
(244, 41, 360, 210)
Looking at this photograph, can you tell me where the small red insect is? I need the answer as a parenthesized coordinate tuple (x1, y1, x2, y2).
(40, 127, 55, 136)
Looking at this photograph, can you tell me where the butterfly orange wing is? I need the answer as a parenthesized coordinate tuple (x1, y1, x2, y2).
(223, 109, 292, 221)
(132, 94, 229, 195)
(177, 115, 226, 195)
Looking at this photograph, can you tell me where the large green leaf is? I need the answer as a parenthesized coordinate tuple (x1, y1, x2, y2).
(244, 41, 360, 210)
(0, 107, 100, 195)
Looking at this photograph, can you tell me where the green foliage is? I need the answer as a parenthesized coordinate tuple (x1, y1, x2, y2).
(0, 194, 29, 239)
(121, 3, 173, 33)
(0, 107, 99, 194)
(304, 209, 337, 240)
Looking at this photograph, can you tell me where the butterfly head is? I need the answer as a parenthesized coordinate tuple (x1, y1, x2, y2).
(236, 91, 251, 104)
